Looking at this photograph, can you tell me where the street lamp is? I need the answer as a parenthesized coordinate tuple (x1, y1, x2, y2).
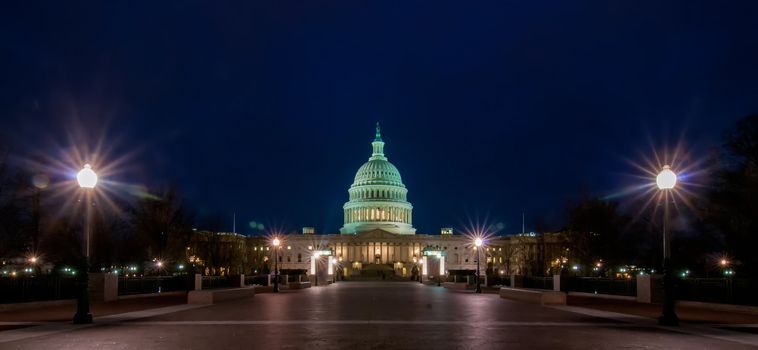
(73, 164, 97, 324)
(474, 238, 483, 293)
(656, 165, 678, 326)
(272, 237, 280, 293)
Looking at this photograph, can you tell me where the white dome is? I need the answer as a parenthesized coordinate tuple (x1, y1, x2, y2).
(340, 123, 415, 235)
(352, 159, 404, 187)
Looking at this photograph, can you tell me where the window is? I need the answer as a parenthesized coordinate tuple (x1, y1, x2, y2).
(298, 254, 302, 262)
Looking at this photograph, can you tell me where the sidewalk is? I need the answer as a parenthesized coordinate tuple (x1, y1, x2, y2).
(0, 293, 187, 324)
(567, 295, 758, 324)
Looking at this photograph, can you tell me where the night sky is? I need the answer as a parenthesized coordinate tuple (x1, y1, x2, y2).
(2, 1, 758, 235)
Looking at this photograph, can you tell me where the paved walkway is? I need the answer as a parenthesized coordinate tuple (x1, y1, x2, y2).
(0, 293, 187, 323)
(567, 295, 758, 324)
(0, 283, 756, 349)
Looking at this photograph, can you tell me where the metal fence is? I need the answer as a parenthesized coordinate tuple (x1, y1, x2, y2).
(677, 278, 758, 306)
(565, 277, 636, 296)
(118, 276, 189, 295)
(201, 275, 231, 289)
(523, 276, 554, 290)
(244, 275, 269, 286)
(0, 276, 78, 303)
(488, 275, 511, 287)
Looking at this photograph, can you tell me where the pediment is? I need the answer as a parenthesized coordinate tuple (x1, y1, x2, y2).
(354, 229, 399, 240)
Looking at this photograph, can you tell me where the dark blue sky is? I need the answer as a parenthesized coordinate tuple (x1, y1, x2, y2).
(2, 1, 758, 235)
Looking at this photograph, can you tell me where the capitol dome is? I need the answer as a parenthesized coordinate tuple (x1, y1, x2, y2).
(352, 159, 404, 187)
(340, 123, 415, 235)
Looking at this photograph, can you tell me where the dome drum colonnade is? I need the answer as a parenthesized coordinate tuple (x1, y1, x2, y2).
(340, 123, 415, 235)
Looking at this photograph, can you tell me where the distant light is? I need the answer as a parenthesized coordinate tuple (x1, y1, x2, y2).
(474, 238, 483, 247)
(572, 265, 579, 270)
(178, 264, 185, 270)
(29, 256, 38, 263)
(77, 164, 98, 189)
(156, 261, 163, 267)
(32, 174, 50, 189)
(656, 165, 677, 190)
(720, 259, 729, 266)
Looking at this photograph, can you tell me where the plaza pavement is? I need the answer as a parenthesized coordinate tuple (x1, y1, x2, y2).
(0, 282, 757, 349)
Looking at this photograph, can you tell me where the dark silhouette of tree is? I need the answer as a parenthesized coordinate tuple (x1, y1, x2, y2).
(0, 146, 27, 259)
(566, 197, 647, 269)
(131, 186, 194, 264)
(701, 114, 758, 276)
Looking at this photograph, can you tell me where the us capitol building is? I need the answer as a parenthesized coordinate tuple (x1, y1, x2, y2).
(276, 124, 566, 281)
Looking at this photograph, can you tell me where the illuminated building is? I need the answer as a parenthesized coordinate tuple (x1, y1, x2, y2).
(273, 124, 568, 280)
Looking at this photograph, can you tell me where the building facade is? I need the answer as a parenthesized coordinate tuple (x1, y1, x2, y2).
(272, 124, 568, 281)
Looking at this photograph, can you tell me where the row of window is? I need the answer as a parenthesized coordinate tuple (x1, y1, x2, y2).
(350, 187, 405, 200)
(345, 207, 412, 224)
(277, 254, 506, 264)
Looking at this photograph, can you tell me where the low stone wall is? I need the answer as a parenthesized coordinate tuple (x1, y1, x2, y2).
(188, 287, 255, 305)
(0, 299, 75, 312)
(287, 282, 312, 289)
(118, 291, 187, 300)
(442, 282, 472, 290)
(499, 287, 566, 305)
(566, 291, 636, 302)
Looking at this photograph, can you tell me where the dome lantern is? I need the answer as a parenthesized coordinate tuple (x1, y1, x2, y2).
(371, 122, 386, 160)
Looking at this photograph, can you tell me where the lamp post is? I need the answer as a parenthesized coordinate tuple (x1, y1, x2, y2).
(474, 238, 483, 293)
(272, 238, 280, 293)
(437, 253, 442, 287)
(656, 165, 678, 326)
(73, 164, 97, 324)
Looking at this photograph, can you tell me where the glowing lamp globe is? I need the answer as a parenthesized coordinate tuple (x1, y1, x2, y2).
(656, 165, 677, 190)
(474, 238, 483, 247)
(77, 164, 98, 189)
(272, 238, 281, 247)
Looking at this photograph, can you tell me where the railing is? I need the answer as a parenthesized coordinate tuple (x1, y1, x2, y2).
(201, 275, 230, 289)
(245, 275, 269, 286)
(0, 276, 78, 303)
(678, 278, 758, 306)
(489, 276, 511, 287)
(523, 276, 553, 290)
(565, 277, 636, 296)
(445, 273, 474, 283)
(118, 276, 188, 295)
(287, 274, 307, 283)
